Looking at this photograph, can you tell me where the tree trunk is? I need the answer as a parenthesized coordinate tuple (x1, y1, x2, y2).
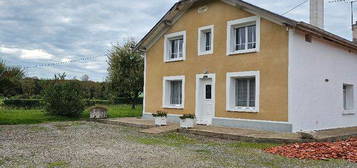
(131, 102, 136, 109)
(131, 97, 136, 109)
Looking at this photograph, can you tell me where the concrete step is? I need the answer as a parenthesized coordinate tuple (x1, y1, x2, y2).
(179, 125, 302, 143)
(140, 124, 180, 134)
(96, 117, 155, 129)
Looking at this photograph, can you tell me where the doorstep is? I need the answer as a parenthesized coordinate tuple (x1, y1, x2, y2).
(179, 125, 302, 143)
(311, 126, 357, 142)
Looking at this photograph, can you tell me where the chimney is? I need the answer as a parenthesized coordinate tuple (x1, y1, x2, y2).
(353, 22, 357, 43)
(310, 0, 324, 29)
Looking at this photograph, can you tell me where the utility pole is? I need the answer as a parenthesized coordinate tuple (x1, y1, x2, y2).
(329, 0, 357, 30)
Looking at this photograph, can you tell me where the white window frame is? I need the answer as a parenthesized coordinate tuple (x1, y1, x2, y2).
(198, 25, 214, 56)
(163, 75, 185, 109)
(343, 83, 354, 114)
(164, 31, 186, 62)
(226, 71, 260, 112)
(226, 16, 260, 55)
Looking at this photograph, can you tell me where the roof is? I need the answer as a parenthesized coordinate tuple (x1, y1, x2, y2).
(135, 0, 357, 51)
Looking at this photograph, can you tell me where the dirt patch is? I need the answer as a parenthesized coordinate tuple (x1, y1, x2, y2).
(265, 137, 357, 162)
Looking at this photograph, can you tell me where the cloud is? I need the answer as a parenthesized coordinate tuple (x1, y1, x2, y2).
(0, 46, 54, 60)
(0, 0, 352, 81)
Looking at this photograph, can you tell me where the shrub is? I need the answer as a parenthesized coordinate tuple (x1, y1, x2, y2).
(152, 110, 167, 117)
(3, 99, 43, 109)
(179, 114, 195, 120)
(43, 81, 84, 117)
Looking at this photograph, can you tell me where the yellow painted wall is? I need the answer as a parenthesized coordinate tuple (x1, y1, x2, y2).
(145, 0, 289, 122)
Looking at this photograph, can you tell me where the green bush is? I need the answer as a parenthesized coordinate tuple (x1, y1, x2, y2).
(3, 99, 43, 109)
(43, 81, 84, 117)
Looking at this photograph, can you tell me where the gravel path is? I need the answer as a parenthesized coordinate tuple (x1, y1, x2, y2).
(0, 121, 356, 168)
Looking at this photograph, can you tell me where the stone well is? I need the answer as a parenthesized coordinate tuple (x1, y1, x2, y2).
(90, 106, 108, 119)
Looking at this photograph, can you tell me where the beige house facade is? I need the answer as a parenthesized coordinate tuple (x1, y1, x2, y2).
(136, 0, 357, 132)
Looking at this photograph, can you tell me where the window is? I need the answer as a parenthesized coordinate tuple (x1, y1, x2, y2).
(205, 84, 212, 99)
(227, 16, 260, 55)
(235, 78, 255, 107)
(170, 81, 182, 104)
(169, 38, 183, 59)
(164, 31, 186, 62)
(163, 76, 185, 108)
(198, 25, 214, 55)
(226, 71, 260, 112)
(343, 84, 354, 111)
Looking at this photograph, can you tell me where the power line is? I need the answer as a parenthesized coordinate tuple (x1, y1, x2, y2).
(281, 0, 309, 16)
(10, 55, 105, 69)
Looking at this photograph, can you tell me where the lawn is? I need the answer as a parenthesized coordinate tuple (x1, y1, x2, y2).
(0, 121, 355, 167)
(0, 104, 142, 125)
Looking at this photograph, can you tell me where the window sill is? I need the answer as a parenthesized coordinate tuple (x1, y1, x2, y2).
(227, 107, 258, 113)
(164, 58, 184, 63)
(227, 49, 258, 56)
(163, 105, 184, 110)
(198, 51, 213, 56)
(343, 110, 355, 115)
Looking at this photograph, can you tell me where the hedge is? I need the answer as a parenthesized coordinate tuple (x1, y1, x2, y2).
(84, 99, 111, 106)
(111, 97, 143, 105)
(3, 99, 43, 109)
(2, 97, 143, 108)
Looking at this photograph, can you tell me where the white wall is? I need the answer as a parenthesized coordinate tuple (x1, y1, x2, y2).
(289, 30, 357, 132)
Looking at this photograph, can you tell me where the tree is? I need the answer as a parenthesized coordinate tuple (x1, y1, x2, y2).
(0, 60, 25, 97)
(21, 78, 36, 98)
(43, 81, 84, 117)
(54, 72, 67, 80)
(81, 74, 89, 81)
(107, 40, 144, 109)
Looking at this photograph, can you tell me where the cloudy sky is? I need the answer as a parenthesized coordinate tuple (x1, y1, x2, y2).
(0, 0, 354, 81)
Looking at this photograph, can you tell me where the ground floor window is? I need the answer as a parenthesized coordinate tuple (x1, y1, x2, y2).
(226, 71, 259, 112)
(343, 84, 354, 111)
(163, 76, 185, 108)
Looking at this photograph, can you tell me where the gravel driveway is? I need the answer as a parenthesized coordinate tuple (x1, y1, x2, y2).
(0, 121, 356, 168)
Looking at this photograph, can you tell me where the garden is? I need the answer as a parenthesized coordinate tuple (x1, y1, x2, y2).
(0, 40, 143, 125)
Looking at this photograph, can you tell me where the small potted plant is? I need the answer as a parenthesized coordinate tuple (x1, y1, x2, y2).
(152, 110, 167, 126)
(179, 114, 195, 128)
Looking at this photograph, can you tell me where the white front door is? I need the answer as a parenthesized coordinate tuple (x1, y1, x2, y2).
(196, 74, 215, 125)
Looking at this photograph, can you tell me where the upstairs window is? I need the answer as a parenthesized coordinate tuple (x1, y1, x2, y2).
(169, 38, 183, 59)
(198, 25, 214, 55)
(227, 16, 260, 55)
(234, 25, 256, 50)
(164, 31, 186, 62)
(343, 84, 354, 111)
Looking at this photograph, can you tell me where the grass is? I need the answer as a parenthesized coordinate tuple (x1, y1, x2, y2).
(0, 104, 142, 125)
(226, 141, 279, 149)
(127, 132, 197, 147)
(125, 131, 356, 167)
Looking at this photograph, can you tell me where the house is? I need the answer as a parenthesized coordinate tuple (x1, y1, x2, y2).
(135, 0, 357, 132)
